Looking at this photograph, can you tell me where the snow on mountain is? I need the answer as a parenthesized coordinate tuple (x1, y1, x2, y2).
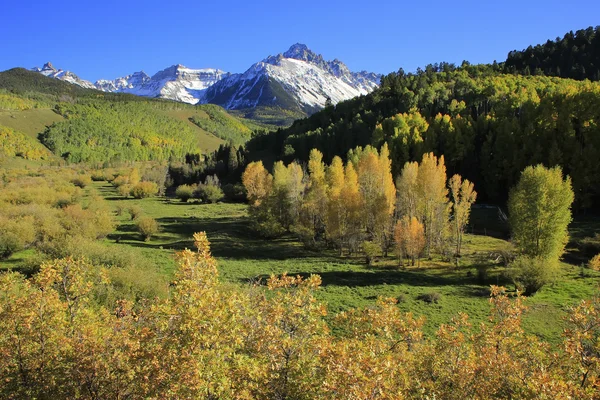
(32, 46, 381, 112)
(126, 65, 227, 104)
(95, 65, 228, 104)
(202, 44, 381, 112)
(32, 62, 97, 89)
(31, 63, 227, 104)
(95, 71, 151, 92)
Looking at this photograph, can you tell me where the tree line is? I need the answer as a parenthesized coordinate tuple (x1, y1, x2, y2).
(242, 144, 476, 267)
(504, 26, 600, 81)
(243, 144, 575, 295)
(240, 67, 600, 210)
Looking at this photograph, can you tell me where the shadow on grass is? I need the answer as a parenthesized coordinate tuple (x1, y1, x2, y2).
(244, 268, 479, 289)
(113, 216, 314, 260)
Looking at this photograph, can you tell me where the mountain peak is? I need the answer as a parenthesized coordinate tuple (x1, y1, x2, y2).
(283, 43, 322, 63)
(42, 62, 57, 71)
(285, 43, 310, 53)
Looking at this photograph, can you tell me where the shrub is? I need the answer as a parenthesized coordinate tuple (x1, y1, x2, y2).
(175, 184, 195, 202)
(137, 216, 159, 241)
(589, 254, 600, 271)
(130, 181, 158, 199)
(222, 183, 247, 202)
(55, 196, 76, 209)
(117, 184, 132, 198)
(90, 170, 108, 181)
(71, 175, 92, 188)
(580, 234, 600, 256)
(0, 216, 36, 259)
(128, 205, 143, 221)
(418, 292, 442, 304)
(363, 241, 379, 266)
(112, 175, 129, 188)
(141, 165, 168, 195)
(507, 256, 558, 296)
(194, 184, 224, 204)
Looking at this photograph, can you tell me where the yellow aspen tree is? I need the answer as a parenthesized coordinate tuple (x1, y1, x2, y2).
(299, 149, 328, 244)
(325, 156, 346, 252)
(242, 161, 273, 207)
(379, 143, 397, 255)
(357, 144, 396, 255)
(326, 156, 345, 198)
(286, 161, 305, 227)
(394, 216, 426, 266)
(272, 161, 291, 228)
(416, 153, 450, 258)
(449, 174, 477, 261)
(341, 162, 363, 254)
(396, 161, 419, 219)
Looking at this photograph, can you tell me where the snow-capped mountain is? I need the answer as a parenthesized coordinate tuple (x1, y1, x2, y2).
(31, 45, 381, 112)
(95, 66, 228, 104)
(32, 62, 96, 89)
(95, 71, 151, 92)
(203, 44, 381, 112)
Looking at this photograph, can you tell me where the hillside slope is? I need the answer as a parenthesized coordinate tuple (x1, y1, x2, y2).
(243, 63, 600, 210)
(0, 69, 260, 161)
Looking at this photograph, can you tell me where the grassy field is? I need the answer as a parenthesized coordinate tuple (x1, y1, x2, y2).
(160, 109, 224, 152)
(75, 181, 599, 344)
(0, 108, 63, 139)
(1, 179, 597, 344)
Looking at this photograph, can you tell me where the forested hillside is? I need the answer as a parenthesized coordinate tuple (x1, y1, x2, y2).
(0, 69, 262, 163)
(242, 64, 600, 210)
(504, 26, 600, 80)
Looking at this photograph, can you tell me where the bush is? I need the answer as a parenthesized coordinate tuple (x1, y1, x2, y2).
(112, 175, 129, 188)
(71, 175, 92, 188)
(0, 216, 36, 259)
(117, 184, 132, 198)
(580, 234, 600, 256)
(141, 165, 167, 195)
(363, 241, 379, 266)
(222, 183, 247, 202)
(175, 184, 195, 202)
(507, 256, 558, 296)
(418, 292, 442, 304)
(194, 184, 224, 204)
(137, 216, 159, 241)
(589, 254, 600, 271)
(90, 170, 108, 181)
(128, 206, 143, 221)
(130, 181, 158, 199)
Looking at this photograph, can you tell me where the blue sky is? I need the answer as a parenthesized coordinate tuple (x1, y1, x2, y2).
(1, 0, 599, 81)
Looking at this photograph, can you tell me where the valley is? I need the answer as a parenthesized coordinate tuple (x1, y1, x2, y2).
(1, 21, 600, 398)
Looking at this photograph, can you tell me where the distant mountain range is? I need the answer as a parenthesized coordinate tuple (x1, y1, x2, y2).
(31, 44, 381, 113)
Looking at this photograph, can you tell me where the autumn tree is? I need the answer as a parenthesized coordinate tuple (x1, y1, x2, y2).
(296, 149, 328, 245)
(449, 174, 477, 261)
(396, 161, 419, 219)
(416, 152, 450, 258)
(394, 216, 426, 266)
(242, 161, 283, 237)
(242, 161, 273, 207)
(325, 156, 347, 252)
(355, 144, 396, 254)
